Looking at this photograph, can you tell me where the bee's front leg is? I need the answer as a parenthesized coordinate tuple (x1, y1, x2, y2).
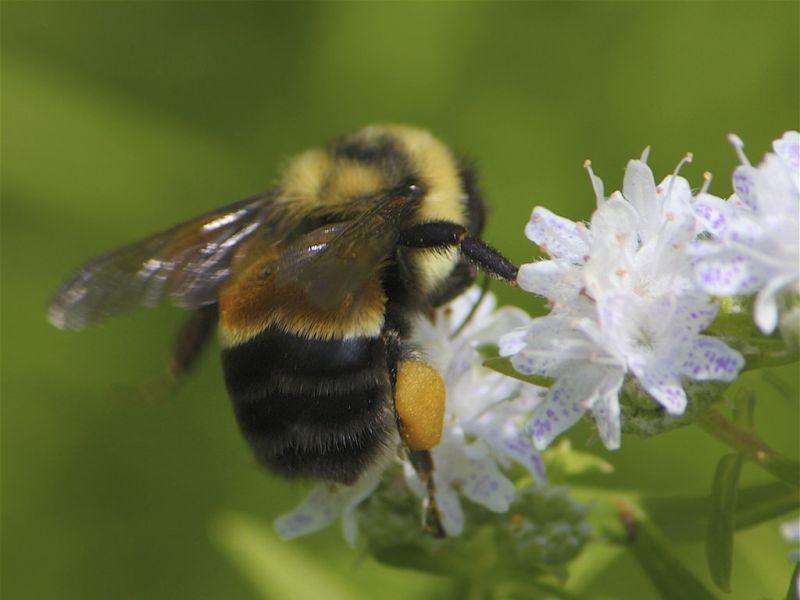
(398, 221, 518, 284)
(383, 331, 447, 538)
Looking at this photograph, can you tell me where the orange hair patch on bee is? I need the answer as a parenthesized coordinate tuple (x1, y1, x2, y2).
(217, 249, 387, 346)
(394, 360, 446, 451)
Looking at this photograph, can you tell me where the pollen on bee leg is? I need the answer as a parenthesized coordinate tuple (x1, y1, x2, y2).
(394, 360, 446, 451)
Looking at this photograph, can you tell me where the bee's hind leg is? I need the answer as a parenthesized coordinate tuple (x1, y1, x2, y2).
(383, 330, 447, 538)
(169, 304, 218, 382)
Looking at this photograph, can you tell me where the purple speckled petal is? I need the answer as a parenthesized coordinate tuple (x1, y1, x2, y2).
(693, 194, 734, 237)
(496, 426, 547, 481)
(732, 165, 759, 210)
(679, 335, 744, 382)
(693, 253, 766, 296)
(630, 361, 687, 415)
(526, 375, 595, 449)
(671, 292, 719, 336)
(525, 207, 589, 262)
(457, 455, 516, 513)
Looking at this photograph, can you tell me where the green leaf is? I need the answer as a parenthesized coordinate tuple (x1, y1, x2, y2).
(642, 481, 800, 541)
(731, 389, 755, 429)
(482, 356, 555, 388)
(785, 562, 800, 600)
(697, 409, 800, 487)
(620, 508, 717, 600)
(210, 512, 359, 600)
(706, 454, 744, 593)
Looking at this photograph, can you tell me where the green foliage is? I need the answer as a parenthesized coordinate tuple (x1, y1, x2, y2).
(619, 510, 718, 600)
(706, 454, 745, 592)
(642, 481, 800, 542)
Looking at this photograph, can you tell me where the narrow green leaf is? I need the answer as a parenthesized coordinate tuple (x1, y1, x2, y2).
(621, 510, 717, 600)
(643, 481, 800, 541)
(706, 453, 744, 593)
(697, 409, 800, 487)
(210, 512, 358, 600)
(785, 562, 800, 600)
(731, 389, 755, 429)
(482, 356, 554, 388)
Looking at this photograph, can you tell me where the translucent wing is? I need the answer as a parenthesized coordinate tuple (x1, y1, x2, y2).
(270, 189, 419, 310)
(49, 189, 288, 330)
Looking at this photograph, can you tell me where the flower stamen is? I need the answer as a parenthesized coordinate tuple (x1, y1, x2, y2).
(727, 133, 751, 166)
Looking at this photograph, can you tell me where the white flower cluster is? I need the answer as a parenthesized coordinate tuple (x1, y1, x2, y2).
(274, 288, 545, 542)
(500, 131, 798, 452)
(692, 132, 799, 334)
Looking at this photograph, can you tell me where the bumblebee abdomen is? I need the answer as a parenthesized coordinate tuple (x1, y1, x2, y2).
(221, 326, 393, 484)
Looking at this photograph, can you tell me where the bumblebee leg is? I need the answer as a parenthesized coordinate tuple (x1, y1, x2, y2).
(398, 221, 518, 284)
(384, 331, 447, 537)
(407, 449, 446, 538)
(460, 236, 518, 283)
(169, 304, 218, 381)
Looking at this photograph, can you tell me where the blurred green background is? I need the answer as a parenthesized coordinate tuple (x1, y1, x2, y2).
(2, 2, 798, 599)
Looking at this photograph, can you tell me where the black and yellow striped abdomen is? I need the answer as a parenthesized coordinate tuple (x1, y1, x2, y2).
(221, 326, 393, 484)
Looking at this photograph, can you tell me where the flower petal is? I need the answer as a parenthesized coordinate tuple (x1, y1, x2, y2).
(526, 373, 601, 449)
(435, 483, 465, 536)
(274, 484, 346, 540)
(679, 335, 744, 382)
(340, 471, 384, 546)
(773, 131, 800, 171)
(458, 455, 516, 513)
(498, 327, 528, 356)
(732, 165, 759, 210)
(517, 260, 573, 299)
(630, 361, 687, 415)
(590, 381, 622, 450)
(622, 159, 660, 240)
(693, 193, 735, 237)
(754, 273, 796, 334)
(692, 251, 765, 296)
(525, 207, 589, 262)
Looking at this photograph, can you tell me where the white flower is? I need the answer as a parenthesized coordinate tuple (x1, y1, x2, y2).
(503, 152, 744, 451)
(692, 131, 800, 333)
(274, 456, 388, 546)
(780, 517, 800, 563)
(275, 287, 546, 542)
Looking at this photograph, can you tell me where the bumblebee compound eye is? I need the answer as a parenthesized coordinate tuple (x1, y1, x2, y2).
(394, 360, 446, 451)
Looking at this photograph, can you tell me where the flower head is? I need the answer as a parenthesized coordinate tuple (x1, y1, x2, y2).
(692, 131, 800, 333)
(503, 151, 744, 450)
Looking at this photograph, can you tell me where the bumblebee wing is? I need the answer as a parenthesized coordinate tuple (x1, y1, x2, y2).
(271, 193, 412, 310)
(49, 189, 288, 330)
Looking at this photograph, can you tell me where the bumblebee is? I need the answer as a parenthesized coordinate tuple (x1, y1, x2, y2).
(49, 124, 518, 534)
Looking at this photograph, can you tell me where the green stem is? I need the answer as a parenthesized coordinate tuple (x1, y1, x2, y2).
(696, 408, 800, 487)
